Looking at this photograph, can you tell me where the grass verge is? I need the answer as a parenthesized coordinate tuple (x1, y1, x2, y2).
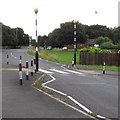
(27, 48, 119, 71)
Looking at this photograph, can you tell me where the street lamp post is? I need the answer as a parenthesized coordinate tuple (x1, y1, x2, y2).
(34, 8, 39, 72)
(73, 20, 78, 66)
(29, 36, 32, 48)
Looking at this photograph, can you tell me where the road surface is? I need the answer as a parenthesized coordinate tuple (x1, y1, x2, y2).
(2, 49, 118, 119)
(2, 49, 92, 119)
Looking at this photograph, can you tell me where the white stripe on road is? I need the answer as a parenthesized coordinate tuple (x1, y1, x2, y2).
(49, 69, 68, 74)
(39, 69, 53, 74)
(65, 69, 84, 75)
(33, 87, 94, 118)
(43, 85, 67, 96)
(42, 74, 55, 86)
(42, 74, 67, 96)
(67, 96, 92, 113)
(11, 53, 17, 59)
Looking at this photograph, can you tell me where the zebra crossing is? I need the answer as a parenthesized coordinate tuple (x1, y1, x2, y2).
(39, 68, 85, 76)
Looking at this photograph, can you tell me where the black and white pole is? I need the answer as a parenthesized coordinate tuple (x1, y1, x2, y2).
(7, 55, 9, 64)
(34, 8, 39, 72)
(73, 20, 78, 66)
(29, 36, 32, 48)
(103, 62, 106, 74)
(20, 56, 22, 63)
(34, 58, 36, 73)
(31, 60, 33, 76)
(19, 62, 23, 85)
(26, 61, 29, 80)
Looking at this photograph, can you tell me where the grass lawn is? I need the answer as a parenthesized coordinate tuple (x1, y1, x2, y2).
(27, 48, 119, 71)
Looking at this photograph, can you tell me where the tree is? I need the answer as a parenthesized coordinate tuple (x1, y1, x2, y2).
(101, 42, 114, 49)
(48, 28, 62, 47)
(38, 35, 43, 46)
(48, 22, 87, 47)
(85, 25, 110, 39)
(112, 27, 120, 44)
(2, 25, 16, 48)
(2, 24, 29, 48)
(16, 28, 24, 46)
(95, 36, 112, 45)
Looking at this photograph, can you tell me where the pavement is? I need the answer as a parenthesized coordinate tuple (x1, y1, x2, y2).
(67, 64, 119, 77)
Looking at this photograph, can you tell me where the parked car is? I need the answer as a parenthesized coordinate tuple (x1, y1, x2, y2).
(62, 47, 68, 50)
(46, 46, 52, 50)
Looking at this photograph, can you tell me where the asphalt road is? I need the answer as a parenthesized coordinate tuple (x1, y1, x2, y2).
(2, 49, 118, 119)
(2, 49, 92, 119)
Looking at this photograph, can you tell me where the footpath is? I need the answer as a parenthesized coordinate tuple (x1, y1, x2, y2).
(67, 65, 119, 77)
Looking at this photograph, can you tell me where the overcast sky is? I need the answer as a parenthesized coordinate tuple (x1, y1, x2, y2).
(0, 0, 119, 39)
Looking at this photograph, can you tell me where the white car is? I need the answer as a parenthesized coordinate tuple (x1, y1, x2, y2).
(62, 47, 68, 50)
(46, 46, 52, 50)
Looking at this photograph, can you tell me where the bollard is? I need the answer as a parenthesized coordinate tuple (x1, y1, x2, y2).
(26, 61, 29, 80)
(19, 63, 23, 85)
(31, 60, 33, 76)
(103, 62, 106, 74)
(20, 56, 22, 63)
(7, 55, 9, 64)
(72, 57, 74, 67)
(34, 58, 36, 73)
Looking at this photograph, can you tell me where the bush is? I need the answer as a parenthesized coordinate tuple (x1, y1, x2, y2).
(95, 36, 112, 45)
(114, 44, 120, 49)
(100, 42, 115, 49)
(80, 47, 112, 53)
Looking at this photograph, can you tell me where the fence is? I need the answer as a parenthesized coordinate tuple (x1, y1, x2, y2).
(80, 52, 120, 66)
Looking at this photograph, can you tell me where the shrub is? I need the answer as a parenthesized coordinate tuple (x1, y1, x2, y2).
(100, 42, 115, 49)
(79, 47, 100, 53)
(80, 47, 112, 53)
(114, 44, 120, 49)
(95, 36, 112, 45)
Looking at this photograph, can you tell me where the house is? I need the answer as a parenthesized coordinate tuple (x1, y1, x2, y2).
(66, 39, 96, 49)
(85, 39, 96, 47)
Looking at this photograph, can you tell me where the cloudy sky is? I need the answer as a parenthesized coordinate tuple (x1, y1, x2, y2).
(0, 0, 119, 39)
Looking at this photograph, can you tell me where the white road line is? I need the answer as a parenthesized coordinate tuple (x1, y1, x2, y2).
(96, 115, 110, 120)
(65, 69, 84, 75)
(11, 53, 17, 59)
(61, 65, 66, 70)
(43, 86, 67, 96)
(33, 87, 94, 119)
(67, 96, 93, 113)
(42, 74, 55, 86)
(39, 69, 53, 74)
(49, 69, 69, 74)
(42, 75, 67, 96)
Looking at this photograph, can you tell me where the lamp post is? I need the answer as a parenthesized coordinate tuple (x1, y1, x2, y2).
(29, 36, 32, 48)
(34, 8, 39, 72)
(73, 20, 78, 66)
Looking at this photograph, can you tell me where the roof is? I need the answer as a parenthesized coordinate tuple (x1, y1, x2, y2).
(86, 39, 96, 45)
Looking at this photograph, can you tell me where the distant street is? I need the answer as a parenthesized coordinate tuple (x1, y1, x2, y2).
(2, 49, 118, 119)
